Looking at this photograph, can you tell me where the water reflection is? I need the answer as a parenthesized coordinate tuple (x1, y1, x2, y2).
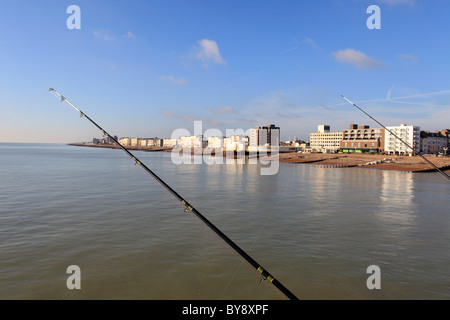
(380, 170, 414, 204)
(379, 170, 415, 223)
(307, 167, 350, 217)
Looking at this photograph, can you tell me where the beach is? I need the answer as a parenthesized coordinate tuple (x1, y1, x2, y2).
(278, 153, 450, 172)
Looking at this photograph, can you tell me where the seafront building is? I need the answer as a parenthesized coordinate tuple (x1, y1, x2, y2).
(130, 138, 139, 147)
(340, 124, 385, 154)
(177, 135, 207, 148)
(207, 136, 223, 150)
(224, 135, 248, 152)
(139, 139, 147, 147)
(146, 138, 159, 146)
(118, 137, 165, 147)
(154, 139, 163, 147)
(384, 124, 420, 155)
(249, 124, 280, 152)
(206, 135, 248, 152)
(118, 137, 131, 146)
(308, 123, 422, 155)
(420, 130, 448, 154)
(309, 125, 342, 153)
(163, 138, 177, 147)
(94, 123, 447, 157)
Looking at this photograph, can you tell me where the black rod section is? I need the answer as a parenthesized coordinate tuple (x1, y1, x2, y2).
(49, 88, 299, 300)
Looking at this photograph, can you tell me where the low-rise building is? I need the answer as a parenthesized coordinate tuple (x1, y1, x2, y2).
(441, 129, 450, 150)
(118, 137, 131, 146)
(177, 135, 206, 148)
(154, 139, 163, 147)
(207, 136, 224, 150)
(224, 135, 248, 152)
(310, 125, 342, 153)
(340, 124, 385, 154)
(130, 138, 139, 147)
(420, 131, 448, 154)
(163, 138, 177, 147)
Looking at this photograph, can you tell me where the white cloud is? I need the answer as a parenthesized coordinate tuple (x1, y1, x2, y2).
(160, 75, 187, 85)
(332, 48, 384, 70)
(208, 106, 237, 115)
(93, 30, 114, 41)
(161, 110, 177, 118)
(398, 54, 418, 64)
(93, 30, 137, 41)
(388, 89, 450, 102)
(123, 31, 136, 39)
(194, 39, 226, 66)
(305, 37, 319, 49)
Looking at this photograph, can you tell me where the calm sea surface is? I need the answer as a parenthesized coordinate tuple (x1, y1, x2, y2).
(0, 143, 449, 299)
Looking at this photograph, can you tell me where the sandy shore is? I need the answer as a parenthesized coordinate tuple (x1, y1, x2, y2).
(278, 153, 450, 172)
(70, 143, 450, 173)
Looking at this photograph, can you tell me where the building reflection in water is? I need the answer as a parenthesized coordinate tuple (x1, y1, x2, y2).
(379, 169, 416, 224)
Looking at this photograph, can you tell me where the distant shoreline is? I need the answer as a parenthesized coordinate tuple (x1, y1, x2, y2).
(69, 143, 450, 173)
(68, 143, 173, 152)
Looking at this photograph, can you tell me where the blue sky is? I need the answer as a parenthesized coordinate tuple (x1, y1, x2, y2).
(1, 0, 449, 143)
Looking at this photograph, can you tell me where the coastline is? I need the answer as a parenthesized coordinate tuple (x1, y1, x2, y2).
(277, 153, 450, 173)
(69, 143, 450, 173)
(68, 143, 173, 152)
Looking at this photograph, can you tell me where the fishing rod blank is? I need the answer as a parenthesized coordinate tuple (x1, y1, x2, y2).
(49, 88, 299, 300)
(341, 95, 450, 182)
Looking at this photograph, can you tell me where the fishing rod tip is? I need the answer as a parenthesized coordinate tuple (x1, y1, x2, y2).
(49, 88, 54, 92)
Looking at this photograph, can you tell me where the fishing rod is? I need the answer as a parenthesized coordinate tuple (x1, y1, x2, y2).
(341, 95, 450, 182)
(49, 88, 299, 300)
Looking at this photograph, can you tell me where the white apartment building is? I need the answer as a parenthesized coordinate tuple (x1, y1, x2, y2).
(249, 124, 280, 152)
(130, 138, 139, 147)
(163, 138, 177, 147)
(177, 135, 206, 148)
(207, 136, 223, 149)
(118, 137, 130, 146)
(384, 124, 420, 155)
(154, 139, 163, 147)
(147, 138, 156, 146)
(224, 135, 248, 152)
(310, 125, 343, 153)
